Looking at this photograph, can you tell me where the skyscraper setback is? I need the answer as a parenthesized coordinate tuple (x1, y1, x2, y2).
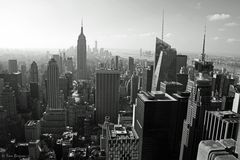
(77, 22, 87, 80)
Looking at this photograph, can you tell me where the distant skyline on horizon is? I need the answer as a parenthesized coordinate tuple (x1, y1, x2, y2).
(0, 0, 239, 56)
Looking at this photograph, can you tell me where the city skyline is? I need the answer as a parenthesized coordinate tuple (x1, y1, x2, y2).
(0, 0, 239, 56)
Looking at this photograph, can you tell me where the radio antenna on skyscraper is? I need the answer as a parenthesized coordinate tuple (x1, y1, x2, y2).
(161, 9, 164, 42)
(201, 25, 206, 62)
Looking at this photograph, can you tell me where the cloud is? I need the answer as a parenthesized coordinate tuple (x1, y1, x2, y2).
(213, 36, 220, 40)
(207, 13, 230, 21)
(225, 22, 239, 27)
(227, 38, 240, 43)
(218, 28, 225, 31)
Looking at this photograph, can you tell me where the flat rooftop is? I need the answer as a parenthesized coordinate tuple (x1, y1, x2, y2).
(138, 91, 177, 102)
(107, 124, 138, 140)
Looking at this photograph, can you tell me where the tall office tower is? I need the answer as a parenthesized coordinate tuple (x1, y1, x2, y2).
(153, 37, 171, 69)
(115, 55, 119, 70)
(1, 85, 17, 117)
(222, 96, 234, 111)
(142, 65, 153, 92)
(213, 74, 234, 98)
(95, 69, 120, 124)
(128, 57, 134, 75)
(94, 40, 98, 53)
(47, 58, 59, 109)
(59, 52, 63, 73)
(52, 54, 62, 74)
(21, 64, 27, 87)
(66, 57, 74, 73)
(24, 120, 41, 142)
(40, 58, 66, 134)
(111, 58, 115, 70)
(152, 38, 177, 91)
(203, 111, 240, 141)
(160, 81, 185, 95)
(179, 75, 221, 160)
(176, 55, 187, 73)
(30, 83, 39, 100)
(30, 61, 38, 83)
(197, 139, 238, 160)
(8, 59, 18, 73)
(172, 92, 190, 158)
(106, 124, 139, 160)
(134, 91, 179, 160)
(177, 72, 188, 91)
(130, 73, 139, 104)
(77, 23, 87, 80)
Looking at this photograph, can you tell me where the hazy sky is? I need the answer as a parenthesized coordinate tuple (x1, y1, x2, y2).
(0, 0, 239, 55)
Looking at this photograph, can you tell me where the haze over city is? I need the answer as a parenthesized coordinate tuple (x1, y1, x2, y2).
(0, 0, 240, 56)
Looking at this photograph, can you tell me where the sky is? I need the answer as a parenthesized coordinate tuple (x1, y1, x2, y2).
(0, 0, 239, 55)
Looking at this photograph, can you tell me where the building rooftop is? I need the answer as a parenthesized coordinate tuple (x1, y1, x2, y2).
(107, 124, 138, 140)
(139, 91, 177, 102)
(210, 111, 240, 119)
(25, 120, 39, 127)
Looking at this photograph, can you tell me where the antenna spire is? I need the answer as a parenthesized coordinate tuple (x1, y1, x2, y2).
(161, 9, 164, 41)
(201, 25, 206, 62)
(81, 18, 83, 33)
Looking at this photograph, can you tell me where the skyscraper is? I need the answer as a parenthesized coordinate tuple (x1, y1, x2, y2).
(47, 58, 59, 109)
(21, 64, 27, 87)
(128, 57, 134, 75)
(95, 69, 120, 124)
(115, 55, 119, 70)
(176, 55, 187, 73)
(130, 73, 138, 104)
(1, 85, 17, 117)
(134, 91, 178, 160)
(66, 57, 74, 73)
(30, 61, 38, 83)
(40, 58, 66, 134)
(8, 59, 18, 73)
(142, 65, 153, 92)
(152, 38, 177, 91)
(77, 22, 87, 80)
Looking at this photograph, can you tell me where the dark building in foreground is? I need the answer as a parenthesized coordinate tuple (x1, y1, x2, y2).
(134, 91, 180, 160)
(95, 69, 120, 124)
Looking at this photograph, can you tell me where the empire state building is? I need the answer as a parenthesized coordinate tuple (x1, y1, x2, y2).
(77, 22, 87, 80)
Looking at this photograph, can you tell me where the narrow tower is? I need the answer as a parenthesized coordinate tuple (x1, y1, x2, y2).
(77, 20, 87, 80)
(201, 25, 206, 62)
(47, 58, 59, 109)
